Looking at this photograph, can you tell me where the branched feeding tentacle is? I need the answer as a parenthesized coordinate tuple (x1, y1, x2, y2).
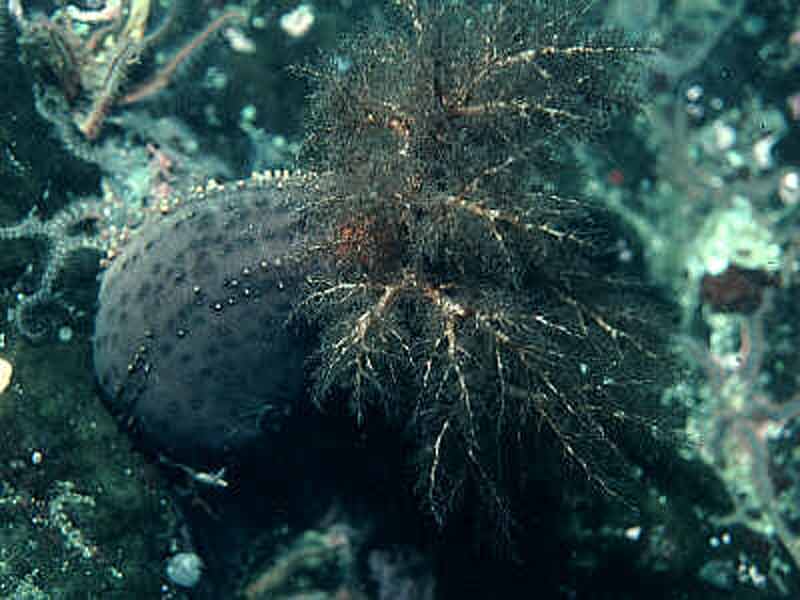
(299, 0, 677, 538)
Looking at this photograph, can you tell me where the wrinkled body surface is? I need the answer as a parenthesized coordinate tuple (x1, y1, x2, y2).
(93, 179, 311, 464)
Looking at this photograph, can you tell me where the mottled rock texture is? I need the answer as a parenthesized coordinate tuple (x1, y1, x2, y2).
(93, 177, 313, 464)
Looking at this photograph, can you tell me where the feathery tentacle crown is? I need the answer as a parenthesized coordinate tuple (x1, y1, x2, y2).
(297, 0, 673, 533)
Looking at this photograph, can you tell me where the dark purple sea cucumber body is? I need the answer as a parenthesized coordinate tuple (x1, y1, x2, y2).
(93, 177, 312, 464)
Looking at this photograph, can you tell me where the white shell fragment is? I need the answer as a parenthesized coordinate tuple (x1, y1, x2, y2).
(0, 357, 12, 393)
(166, 552, 204, 588)
(280, 4, 314, 38)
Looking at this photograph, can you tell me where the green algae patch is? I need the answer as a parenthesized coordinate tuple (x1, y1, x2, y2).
(0, 332, 180, 598)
